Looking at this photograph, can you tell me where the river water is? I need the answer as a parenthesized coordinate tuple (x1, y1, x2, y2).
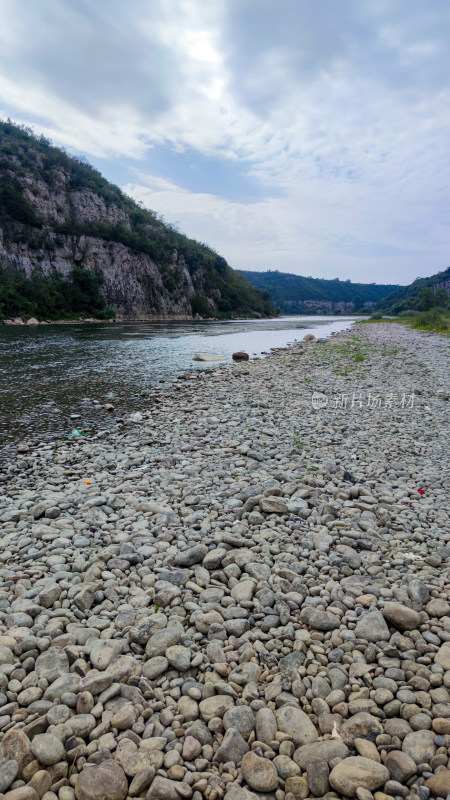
(0, 315, 356, 456)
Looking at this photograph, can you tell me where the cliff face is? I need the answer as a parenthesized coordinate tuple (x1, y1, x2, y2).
(0, 122, 272, 319)
(0, 230, 199, 319)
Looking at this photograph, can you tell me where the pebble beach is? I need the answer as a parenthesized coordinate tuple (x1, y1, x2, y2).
(0, 322, 449, 800)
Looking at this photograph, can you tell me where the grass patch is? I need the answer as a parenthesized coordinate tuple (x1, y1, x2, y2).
(357, 310, 449, 334)
(411, 307, 450, 333)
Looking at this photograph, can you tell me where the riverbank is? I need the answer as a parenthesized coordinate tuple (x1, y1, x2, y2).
(0, 316, 355, 451)
(0, 323, 449, 800)
(359, 308, 450, 334)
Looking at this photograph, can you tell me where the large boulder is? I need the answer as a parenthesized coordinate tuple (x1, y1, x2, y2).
(329, 756, 389, 797)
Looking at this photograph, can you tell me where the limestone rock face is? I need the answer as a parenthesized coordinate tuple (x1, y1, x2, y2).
(0, 143, 265, 320)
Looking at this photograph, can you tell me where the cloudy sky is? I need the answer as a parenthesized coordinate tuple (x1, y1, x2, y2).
(0, 0, 449, 284)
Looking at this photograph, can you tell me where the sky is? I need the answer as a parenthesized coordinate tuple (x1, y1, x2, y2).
(0, 0, 449, 284)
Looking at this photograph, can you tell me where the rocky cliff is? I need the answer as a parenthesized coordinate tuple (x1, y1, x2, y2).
(0, 121, 272, 319)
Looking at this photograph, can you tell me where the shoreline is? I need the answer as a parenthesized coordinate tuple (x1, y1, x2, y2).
(1, 313, 362, 327)
(0, 323, 449, 799)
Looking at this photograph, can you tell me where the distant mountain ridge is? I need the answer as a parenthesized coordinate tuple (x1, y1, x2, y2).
(0, 120, 274, 320)
(239, 270, 400, 314)
(376, 266, 450, 314)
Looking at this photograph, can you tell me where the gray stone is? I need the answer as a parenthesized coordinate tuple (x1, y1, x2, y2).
(255, 707, 277, 745)
(329, 757, 390, 797)
(199, 695, 234, 720)
(30, 734, 65, 766)
(402, 730, 436, 765)
(145, 622, 184, 658)
(276, 706, 318, 745)
(241, 751, 279, 792)
(165, 645, 191, 671)
(382, 602, 421, 631)
(174, 545, 207, 566)
(293, 740, 349, 769)
(354, 611, 390, 642)
(146, 777, 187, 800)
(216, 728, 249, 764)
(75, 762, 128, 800)
(0, 760, 19, 793)
(224, 706, 255, 739)
(307, 758, 330, 796)
(384, 750, 417, 782)
(35, 648, 69, 682)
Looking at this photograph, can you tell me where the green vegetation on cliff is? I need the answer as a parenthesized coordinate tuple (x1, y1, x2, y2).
(239, 270, 400, 314)
(376, 266, 450, 314)
(0, 120, 274, 319)
(0, 263, 113, 321)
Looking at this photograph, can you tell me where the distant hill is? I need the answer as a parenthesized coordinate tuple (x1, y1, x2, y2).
(0, 120, 274, 321)
(376, 266, 450, 314)
(238, 270, 400, 314)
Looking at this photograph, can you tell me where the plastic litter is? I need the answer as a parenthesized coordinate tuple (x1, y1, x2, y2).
(129, 412, 143, 423)
(67, 429, 87, 439)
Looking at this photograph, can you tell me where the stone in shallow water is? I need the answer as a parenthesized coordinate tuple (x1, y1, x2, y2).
(193, 353, 225, 362)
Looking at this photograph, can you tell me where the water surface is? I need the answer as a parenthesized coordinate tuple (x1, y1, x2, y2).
(0, 316, 355, 455)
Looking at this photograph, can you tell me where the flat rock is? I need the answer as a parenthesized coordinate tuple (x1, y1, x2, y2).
(293, 740, 349, 769)
(329, 756, 389, 797)
(193, 353, 225, 362)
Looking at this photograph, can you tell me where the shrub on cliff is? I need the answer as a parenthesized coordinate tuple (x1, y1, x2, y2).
(0, 264, 114, 321)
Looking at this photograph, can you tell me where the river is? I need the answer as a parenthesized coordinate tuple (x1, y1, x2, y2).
(0, 315, 356, 456)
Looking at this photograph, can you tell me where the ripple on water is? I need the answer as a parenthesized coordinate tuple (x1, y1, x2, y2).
(0, 316, 355, 456)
